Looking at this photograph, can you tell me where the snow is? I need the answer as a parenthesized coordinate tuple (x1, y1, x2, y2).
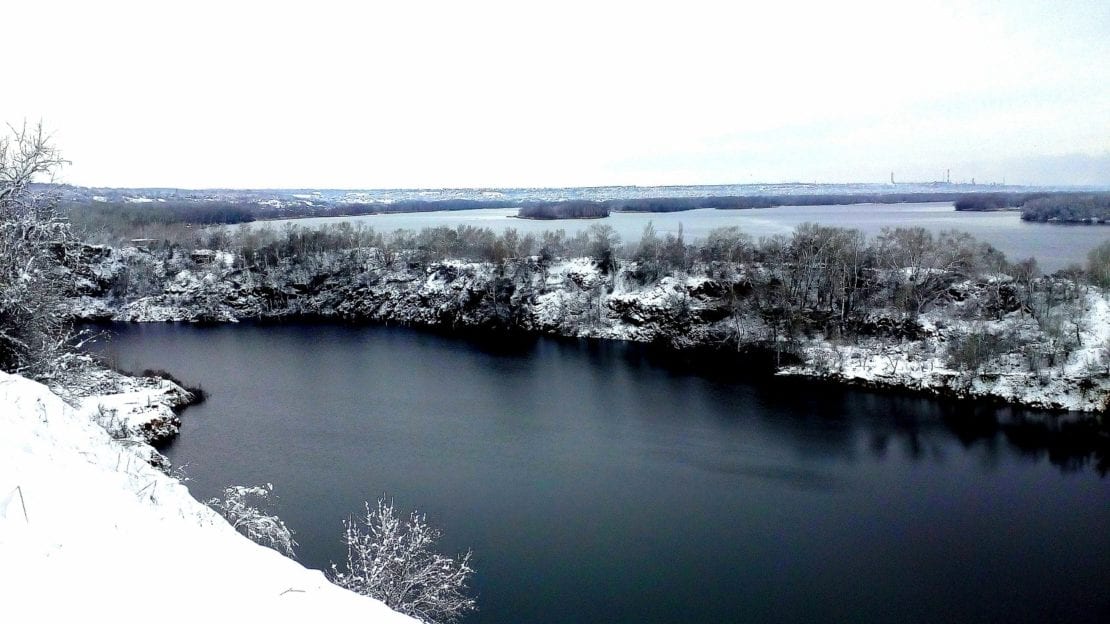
(67, 243, 1110, 413)
(1064, 292, 1110, 376)
(779, 293, 1110, 413)
(0, 372, 418, 623)
(65, 367, 194, 444)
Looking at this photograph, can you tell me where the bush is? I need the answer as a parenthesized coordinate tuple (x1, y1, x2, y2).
(207, 484, 297, 558)
(946, 327, 1018, 370)
(331, 498, 475, 624)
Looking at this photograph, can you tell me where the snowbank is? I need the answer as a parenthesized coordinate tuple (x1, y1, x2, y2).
(0, 372, 416, 624)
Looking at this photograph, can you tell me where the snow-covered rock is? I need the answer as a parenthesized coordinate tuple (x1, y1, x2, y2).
(779, 293, 1110, 413)
(66, 367, 196, 445)
(66, 245, 1110, 415)
(0, 371, 417, 623)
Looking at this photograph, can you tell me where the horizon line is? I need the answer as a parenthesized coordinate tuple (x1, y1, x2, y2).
(37, 180, 1110, 194)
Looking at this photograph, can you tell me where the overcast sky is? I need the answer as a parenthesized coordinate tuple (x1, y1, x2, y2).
(5, 0, 1108, 189)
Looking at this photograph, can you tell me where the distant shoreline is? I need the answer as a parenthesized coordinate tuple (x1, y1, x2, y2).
(511, 214, 608, 221)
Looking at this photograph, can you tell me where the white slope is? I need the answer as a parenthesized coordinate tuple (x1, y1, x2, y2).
(0, 372, 417, 624)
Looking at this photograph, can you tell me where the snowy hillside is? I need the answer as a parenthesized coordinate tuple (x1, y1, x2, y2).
(0, 372, 417, 624)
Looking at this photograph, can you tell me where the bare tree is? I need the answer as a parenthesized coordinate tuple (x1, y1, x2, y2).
(701, 226, 752, 264)
(0, 121, 83, 380)
(331, 498, 475, 624)
(874, 227, 974, 314)
(1011, 257, 1039, 316)
(1088, 240, 1110, 290)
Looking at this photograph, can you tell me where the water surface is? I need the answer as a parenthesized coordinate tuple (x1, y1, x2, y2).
(239, 202, 1108, 272)
(96, 322, 1110, 624)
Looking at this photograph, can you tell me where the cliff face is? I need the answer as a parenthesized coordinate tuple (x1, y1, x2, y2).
(72, 249, 722, 345)
(68, 245, 1110, 415)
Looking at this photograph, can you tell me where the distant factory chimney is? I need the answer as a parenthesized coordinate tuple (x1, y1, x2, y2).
(890, 171, 895, 184)
(946, 169, 950, 184)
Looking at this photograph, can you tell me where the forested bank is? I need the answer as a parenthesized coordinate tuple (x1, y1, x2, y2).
(955, 192, 1110, 223)
(65, 218, 1110, 414)
(66, 189, 1093, 242)
(517, 192, 979, 220)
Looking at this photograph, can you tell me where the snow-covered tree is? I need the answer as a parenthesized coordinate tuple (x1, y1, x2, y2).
(330, 498, 475, 624)
(207, 484, 297, 558)
(0, 121, 82, 380)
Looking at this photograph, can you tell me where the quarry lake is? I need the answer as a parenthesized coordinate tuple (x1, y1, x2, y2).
(242, 202, 1110, 273)
(96, 322, 1110, 624)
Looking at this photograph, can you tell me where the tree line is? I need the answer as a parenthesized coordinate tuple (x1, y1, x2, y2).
(519, 192, 1000, 219)
(953, 192, 1050, 211)
(109, 214, 1110, 375)
(517, 200, 610, 219)
(608, 192, 970, 212)
(953, 191, 1110, 224)
(1021, 194, 1110, 224)
(66, 190, 1045, 237)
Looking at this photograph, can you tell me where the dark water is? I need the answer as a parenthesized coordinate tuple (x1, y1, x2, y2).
(95, 322, 1110, 624)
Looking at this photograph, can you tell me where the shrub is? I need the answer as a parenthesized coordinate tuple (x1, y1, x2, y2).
(946, 327, 1018, 370)
(330, 498, 475, 624)
(207, 484, 297, 558)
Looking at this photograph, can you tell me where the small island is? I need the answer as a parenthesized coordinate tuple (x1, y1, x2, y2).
(1022, 194, 1110, 224)
(517, 200, 611, 220)
(955, 192, 1110, 224)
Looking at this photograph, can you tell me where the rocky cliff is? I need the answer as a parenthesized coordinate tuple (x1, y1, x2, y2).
(67, 244, 1110, 415)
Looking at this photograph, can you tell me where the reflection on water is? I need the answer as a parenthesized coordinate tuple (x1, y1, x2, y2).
(92, 322, 1110, 624)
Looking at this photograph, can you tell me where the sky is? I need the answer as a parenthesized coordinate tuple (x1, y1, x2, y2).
(4, 0, 1109, 189)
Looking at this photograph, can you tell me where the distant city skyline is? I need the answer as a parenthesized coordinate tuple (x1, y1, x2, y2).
(5, 0, 1108, 188)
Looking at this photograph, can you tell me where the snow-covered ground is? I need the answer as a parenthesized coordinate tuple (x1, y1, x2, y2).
(780, 292, 1110, 413)
(51, 365, 195, 445)
(0, 371, 417, 623)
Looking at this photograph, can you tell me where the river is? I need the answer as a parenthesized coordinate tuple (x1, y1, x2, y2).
(93, 321, 1110, 624)
(237, 202, 1109, 273)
